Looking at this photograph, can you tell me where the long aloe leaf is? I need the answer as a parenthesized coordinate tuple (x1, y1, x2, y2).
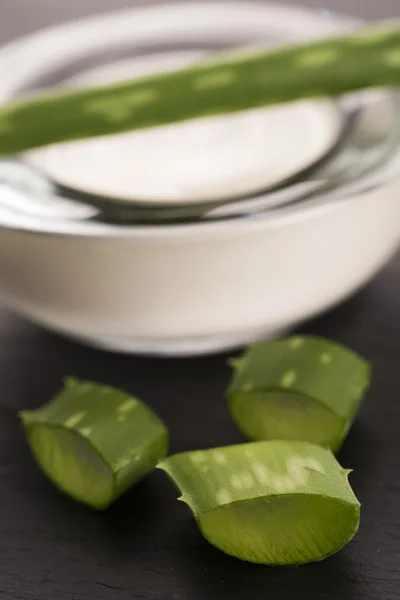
(0, 22, 399, 155)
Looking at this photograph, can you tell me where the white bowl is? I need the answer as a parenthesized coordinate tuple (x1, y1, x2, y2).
(0, 2, 399, 356)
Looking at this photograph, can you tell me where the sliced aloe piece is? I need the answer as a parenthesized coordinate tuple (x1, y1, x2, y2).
(0, 23, 400, 154)
(20, 379, 168, 509)
(227, 336, 370, 453)
(159, 441, 360, 565)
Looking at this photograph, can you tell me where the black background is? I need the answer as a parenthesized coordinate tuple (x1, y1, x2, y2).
(1, 1, 400, 599)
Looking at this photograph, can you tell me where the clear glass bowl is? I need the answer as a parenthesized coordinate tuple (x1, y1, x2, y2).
(0, 2, 399, 355)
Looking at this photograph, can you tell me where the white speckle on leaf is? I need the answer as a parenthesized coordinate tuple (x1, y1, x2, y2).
(286, 456, 310, 486)
(286, 456, 325, 487)
(244, 448, 254, 459)
(216, 489, 232, 505)
(252, 462, 270, 485)
(297, 48, 339, 67)
(231, 474, 243, 490)
(116, 457, 131, 470)
(79, 427, 92, 437)
(118, 414, 127, 423)
(289, 337, 304, 350)
(64, 411, 86, 428)
(320, 352, 332, 365)
(194, 70, 237, 90)
(214, 451, 228, 465)
(281, 370, 297, 388)
(275, 455, 325, 489)
(272, 476, 297, 493)
(300, 456, 325, 474)
(85, 88, 157, 122)
(118, 399, 138, 413)
(191, 453, 206, 464)
(240, 472, 254, 488)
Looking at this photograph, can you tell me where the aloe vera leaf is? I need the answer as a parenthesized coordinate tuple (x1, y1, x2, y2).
(159, 441, 360, 565)
(20, 378, 168, 510)
(0, 23, 400, 154)
(227, 336, 370, 453)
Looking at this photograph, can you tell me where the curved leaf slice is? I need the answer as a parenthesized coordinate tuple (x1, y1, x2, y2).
(20, 378, 168, 509)
(228, 336, 370, 452)
(159, 441, 360, 565)
(0, 23, 400, 154)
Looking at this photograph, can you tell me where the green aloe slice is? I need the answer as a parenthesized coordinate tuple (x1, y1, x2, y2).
(20, 379, 168, 510)
(0, 23, 400, 154)
(227, 336, 370, 453)
(159, 441, 360, 565)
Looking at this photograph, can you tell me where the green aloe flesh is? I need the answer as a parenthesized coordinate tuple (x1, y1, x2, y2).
(159, 441, 360, 565)
(227, 336, 370, 453)
(0, 23, 400, 154)
(20, 379, 168, 510)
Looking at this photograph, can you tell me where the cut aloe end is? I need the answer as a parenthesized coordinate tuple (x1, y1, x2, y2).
(159, 441, 360, 565)
(20, 379, 168, 510)
(227, 336, 370, 453)
(0, 22, 400, 154)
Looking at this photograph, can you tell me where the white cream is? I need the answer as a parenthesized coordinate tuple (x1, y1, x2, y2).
(26, 53, 343, 204)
